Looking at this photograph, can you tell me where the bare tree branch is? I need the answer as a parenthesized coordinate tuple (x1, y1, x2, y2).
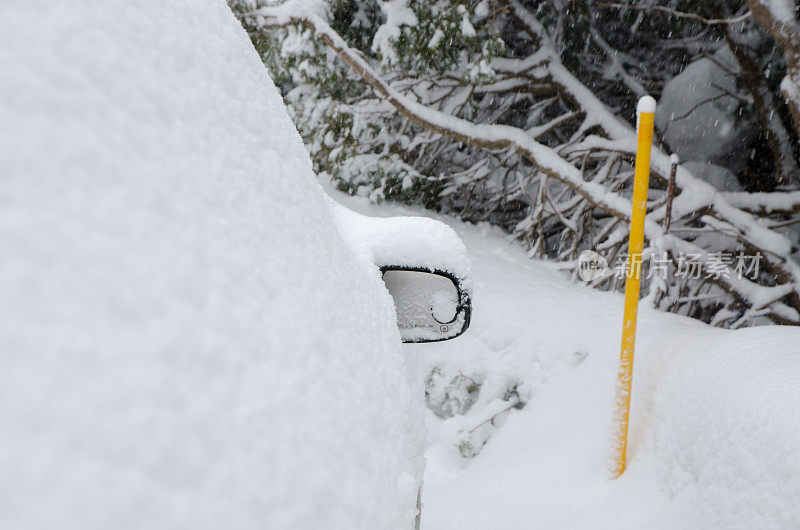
(594, 2, 753, 25)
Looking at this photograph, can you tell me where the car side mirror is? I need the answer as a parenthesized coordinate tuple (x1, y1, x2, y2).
(381, 267, 471, 343)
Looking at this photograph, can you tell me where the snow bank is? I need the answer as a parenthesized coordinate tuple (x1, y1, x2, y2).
(656, 46, 752, 169)
(652, 326, 800, 529)
(0, 1, 424, 528)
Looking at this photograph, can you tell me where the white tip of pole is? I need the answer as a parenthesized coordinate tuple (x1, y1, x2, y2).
(637, 95, 657, 114)
(670, 153, 680, 165)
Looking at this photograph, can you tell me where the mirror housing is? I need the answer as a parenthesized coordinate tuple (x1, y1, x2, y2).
(330, 203, 473, 344)
(381, 266, 471, 343)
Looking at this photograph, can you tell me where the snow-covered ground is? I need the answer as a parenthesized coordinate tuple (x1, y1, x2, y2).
(328, 185, 800, 530)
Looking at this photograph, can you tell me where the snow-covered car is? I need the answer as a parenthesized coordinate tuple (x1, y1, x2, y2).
(0, 0, 469, 528)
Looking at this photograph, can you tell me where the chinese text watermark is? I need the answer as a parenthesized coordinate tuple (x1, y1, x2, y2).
(577, 250, 762, 282)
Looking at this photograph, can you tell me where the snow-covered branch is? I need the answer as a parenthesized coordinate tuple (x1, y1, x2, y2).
(240, 0, 800, 325)
(594, 2, 753, 26)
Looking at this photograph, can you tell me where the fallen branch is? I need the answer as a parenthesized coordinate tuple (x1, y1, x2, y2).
(244, 0, 800, 324)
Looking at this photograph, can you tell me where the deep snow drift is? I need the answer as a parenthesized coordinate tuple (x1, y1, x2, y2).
(0, 1, 424, 528)
(329, 187, 800, 530)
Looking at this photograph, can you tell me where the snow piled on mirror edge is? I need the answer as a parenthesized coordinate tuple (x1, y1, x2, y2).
(0, 1, 424, 528)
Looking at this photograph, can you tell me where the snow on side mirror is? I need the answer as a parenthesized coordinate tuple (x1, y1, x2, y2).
(381, 267, 471, 343)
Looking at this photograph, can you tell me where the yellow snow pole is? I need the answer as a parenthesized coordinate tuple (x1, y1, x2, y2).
(612, 95, 656, 478)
